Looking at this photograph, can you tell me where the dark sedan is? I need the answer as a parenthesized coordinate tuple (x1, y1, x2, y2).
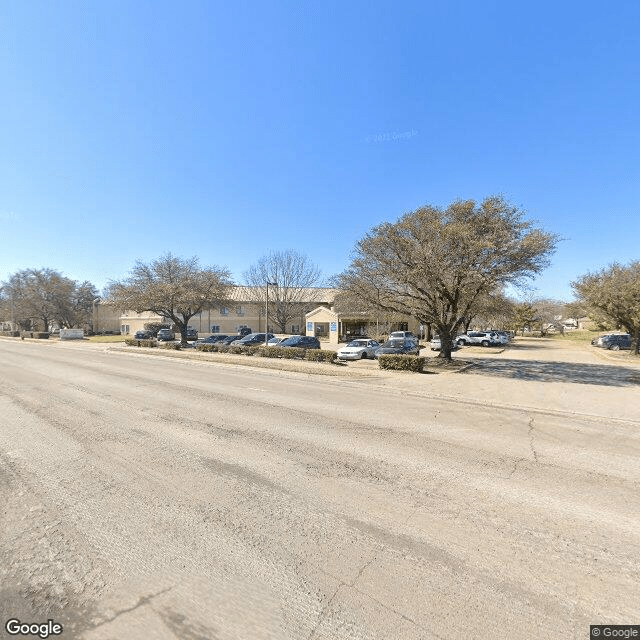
(194, 334, 229, 346)
(278, 336, 321, 349)
(235, 333, 276, 347)
(374, 338, 421, 358)
(133, 330, 153, 340)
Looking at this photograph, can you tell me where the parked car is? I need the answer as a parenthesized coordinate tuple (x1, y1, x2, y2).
(374, 338, 421, 358)
(599, 334, 632, 350)
(238, 326, 252, 337)
(336, 339, 380, 360)
(185, 328, 198, 341)
(194, 335, 227, 346)
(456, 332, 501, 347)
(390, 331, 417, 341)
(266, 336, 288, 346)
(156, 328, 176, 341)
(278, 336, 321, 349)
(134, 330, 153, 340)
(235, 332, 275, 347)
(220, 335, 243, 345)
(429, 336, 460, 351)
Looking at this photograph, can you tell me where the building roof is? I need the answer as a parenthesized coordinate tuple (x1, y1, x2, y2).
(225, 285, 336, 304)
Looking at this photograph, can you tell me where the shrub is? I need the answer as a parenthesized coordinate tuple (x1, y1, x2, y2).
(304, 349, 337, 363)
(257, 346, 306, 359)
(195, 344, 218, 352)
(216, 344, 230, 354)
(257, 346, 281, 358)
(20, 331, 49, 339)
(377, 355, 425, 372)
(124, 338, 157, 347)
(0, 330, 20, 337)
(159, 342, 181, 350)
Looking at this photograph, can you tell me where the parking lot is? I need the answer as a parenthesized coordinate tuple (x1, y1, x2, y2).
(1, 336, 639, 639)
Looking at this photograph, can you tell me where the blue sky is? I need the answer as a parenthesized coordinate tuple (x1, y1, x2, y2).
(1, 1, 638, 301)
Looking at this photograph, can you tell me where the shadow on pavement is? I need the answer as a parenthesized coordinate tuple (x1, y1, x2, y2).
(467, 358, 640, 387)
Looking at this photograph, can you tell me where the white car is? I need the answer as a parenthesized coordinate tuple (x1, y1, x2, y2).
(337, 339, 380, 360)
(430, 336, 459, 351)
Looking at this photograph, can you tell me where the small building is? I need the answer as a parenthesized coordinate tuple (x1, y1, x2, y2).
(304, 306, 420, 345)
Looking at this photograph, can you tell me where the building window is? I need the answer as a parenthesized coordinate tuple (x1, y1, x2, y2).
(236, 306, 245, 316)
(211, 325, 220, 333)
(220, 307, 229, 316)
(291, 325, 299, 334)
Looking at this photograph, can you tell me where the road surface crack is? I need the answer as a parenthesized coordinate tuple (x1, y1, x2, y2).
(528, 417, 540, 463)
(87, 586, 174, 631)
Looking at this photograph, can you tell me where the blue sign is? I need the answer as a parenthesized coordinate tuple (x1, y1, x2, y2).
(330, 322, 337, 332)
(307, 322, 313, 331)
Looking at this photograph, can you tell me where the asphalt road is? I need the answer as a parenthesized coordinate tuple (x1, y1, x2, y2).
(1, 338, 639, 639)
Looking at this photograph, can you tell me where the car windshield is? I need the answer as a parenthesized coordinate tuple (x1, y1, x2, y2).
(348, 340, 367, 347)
(382, 340, 404, 348)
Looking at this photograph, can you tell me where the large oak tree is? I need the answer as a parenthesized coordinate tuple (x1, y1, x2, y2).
(107, 253, 232, 345)
(339, 196, 558, 360)
(572, 261, 640, 354)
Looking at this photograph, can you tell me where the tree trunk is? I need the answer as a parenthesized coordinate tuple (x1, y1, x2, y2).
(438, 331, 454, 361)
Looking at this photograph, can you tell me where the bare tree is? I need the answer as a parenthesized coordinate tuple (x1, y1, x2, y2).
(572, 261, 640, 354)
(107, 253, 232, 345)
(0, 268, 96, 331)
(339, 196, 558, 360)
(244, 250, 322, 333)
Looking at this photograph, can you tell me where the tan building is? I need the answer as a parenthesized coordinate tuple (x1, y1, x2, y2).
(92, 301, 125, 334)
(304, 306, 421, 345)
(118, 286, 336, 336)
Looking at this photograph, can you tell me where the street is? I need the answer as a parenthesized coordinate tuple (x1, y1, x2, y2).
(1, 338, 639, 639)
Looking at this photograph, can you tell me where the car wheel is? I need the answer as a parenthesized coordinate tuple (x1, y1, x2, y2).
(360, 352, 366, 359)
(611, 344, 620, 351)
(481, 340, 489, 347)
(457, 340, 465, 346)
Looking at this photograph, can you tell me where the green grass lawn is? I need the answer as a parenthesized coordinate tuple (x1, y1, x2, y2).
(87, 335, 126, 343)
(548, 330, 601, 343)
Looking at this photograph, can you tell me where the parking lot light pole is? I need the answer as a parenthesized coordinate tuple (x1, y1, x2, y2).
(265, 282, 276, 345)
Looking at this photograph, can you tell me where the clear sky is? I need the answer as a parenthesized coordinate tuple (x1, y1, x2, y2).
(1, 1, 638, 301)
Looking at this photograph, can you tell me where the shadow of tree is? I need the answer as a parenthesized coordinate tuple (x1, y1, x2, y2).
(467, 358, 640, 387)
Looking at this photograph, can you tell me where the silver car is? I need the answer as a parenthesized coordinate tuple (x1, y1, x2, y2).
(337, 339, 380, 360)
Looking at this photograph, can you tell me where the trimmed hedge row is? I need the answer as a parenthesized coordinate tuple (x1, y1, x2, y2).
(304, 349, 336, 363)
(1, 330, 20, 337)
(124, 338, 157, 348)
(20, 331, 49, 339)
(159, 342, 181, 350)
(377, 354, 425, 372)
(259, 346, 306, 359)
(193, 343, 337, 363)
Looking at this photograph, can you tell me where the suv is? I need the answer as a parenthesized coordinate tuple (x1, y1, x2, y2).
(599, 334, 631, 351)
(278, 336, 321, 349)
(156, 328, 175, 341)
(456, 331, 500, 347)
(186, 328, 198, 341)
